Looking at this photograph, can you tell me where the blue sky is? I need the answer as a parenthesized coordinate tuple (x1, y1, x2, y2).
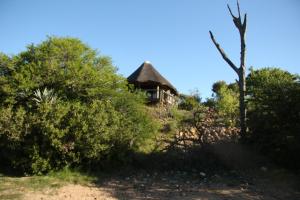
(1, 0, 300, 98)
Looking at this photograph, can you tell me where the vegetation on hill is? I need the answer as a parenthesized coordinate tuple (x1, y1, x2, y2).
(0, 37, 299, 176)
(204, 68, 300, 169)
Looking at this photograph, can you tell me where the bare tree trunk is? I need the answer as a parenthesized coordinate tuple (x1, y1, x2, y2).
(209, 1, 247, 138)
(239, 70, 246, 138)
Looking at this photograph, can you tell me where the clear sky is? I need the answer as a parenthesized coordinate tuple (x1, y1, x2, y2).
(1, 0, 300, 98)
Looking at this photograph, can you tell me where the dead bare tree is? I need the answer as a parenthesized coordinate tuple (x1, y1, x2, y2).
(209, 1, 247, 138)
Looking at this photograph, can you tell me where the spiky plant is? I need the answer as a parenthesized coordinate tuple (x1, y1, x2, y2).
(33, 88, 57, 104)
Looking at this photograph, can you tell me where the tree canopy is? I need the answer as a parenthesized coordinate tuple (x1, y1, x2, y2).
(0, 37, 158, 174)
(247, 67, 300, 168)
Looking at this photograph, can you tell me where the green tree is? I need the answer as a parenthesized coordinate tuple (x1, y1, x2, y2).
(2, 37, 125, 107)
(178, 90, 201, 111)
(207, 81, 239, 127)
(247, 67, 300, 168)
(214, 82, 239, 127)
(0, 37, 158, 174)
(0, 53, 16, 104)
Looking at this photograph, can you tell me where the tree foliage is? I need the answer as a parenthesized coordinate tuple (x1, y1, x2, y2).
(247, 67, 300, 168)
(205, 81, 239, 127)
(178, 90, 201, 111)
(214, 82, 239, 127)
(0, 37, 158, 174)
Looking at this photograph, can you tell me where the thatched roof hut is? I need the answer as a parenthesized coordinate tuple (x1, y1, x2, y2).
(128, 61, 177, 104)
(128, 61, 177, 95)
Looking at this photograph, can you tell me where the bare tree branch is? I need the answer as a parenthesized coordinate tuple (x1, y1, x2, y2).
(237, 0, 241, 19)
(235, 79, 239, 85)
(242, 14, 247, 32)
(209, 31, 239, 74)
(228, 2, 246, 31)
(227, 4, 235, 19)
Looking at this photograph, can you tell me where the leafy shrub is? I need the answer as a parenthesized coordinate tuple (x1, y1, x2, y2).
(0, 37, 158, 174)
(247, 67, 300, 168)
(178, 91, 201, 111)
(204, 81, 239, 127)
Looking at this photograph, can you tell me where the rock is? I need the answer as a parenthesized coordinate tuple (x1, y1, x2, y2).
(200, 172, 206, 177)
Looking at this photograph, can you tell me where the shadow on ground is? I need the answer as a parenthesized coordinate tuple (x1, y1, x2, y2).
(94, 169, 300, 200)
(92, 142, 300, 200)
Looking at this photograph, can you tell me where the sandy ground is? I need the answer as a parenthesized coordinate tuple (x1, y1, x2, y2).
(23, 184, 115, 200)
(21, 169, 300, 200)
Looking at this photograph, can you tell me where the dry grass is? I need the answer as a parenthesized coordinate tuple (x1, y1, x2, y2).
(0, 168, 94, 200)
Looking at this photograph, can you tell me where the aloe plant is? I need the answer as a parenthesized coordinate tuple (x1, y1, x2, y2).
(33, 88, 57, 104)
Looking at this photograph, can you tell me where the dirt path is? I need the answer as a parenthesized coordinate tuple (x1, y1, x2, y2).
(23, 184, 115, 200)
(21, 169, 300, 200)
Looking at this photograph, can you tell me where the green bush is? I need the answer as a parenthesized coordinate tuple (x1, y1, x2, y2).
(0, 37, 158, 174)
(247, 67, 300, 168)
(205, 81, 239, 127)
(178, 91, 201, 111)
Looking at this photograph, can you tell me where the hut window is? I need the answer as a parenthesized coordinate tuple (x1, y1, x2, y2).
(146, 89, 158, 100)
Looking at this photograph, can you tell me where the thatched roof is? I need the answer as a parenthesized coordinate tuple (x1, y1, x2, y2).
(127, 61, 177, 95)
